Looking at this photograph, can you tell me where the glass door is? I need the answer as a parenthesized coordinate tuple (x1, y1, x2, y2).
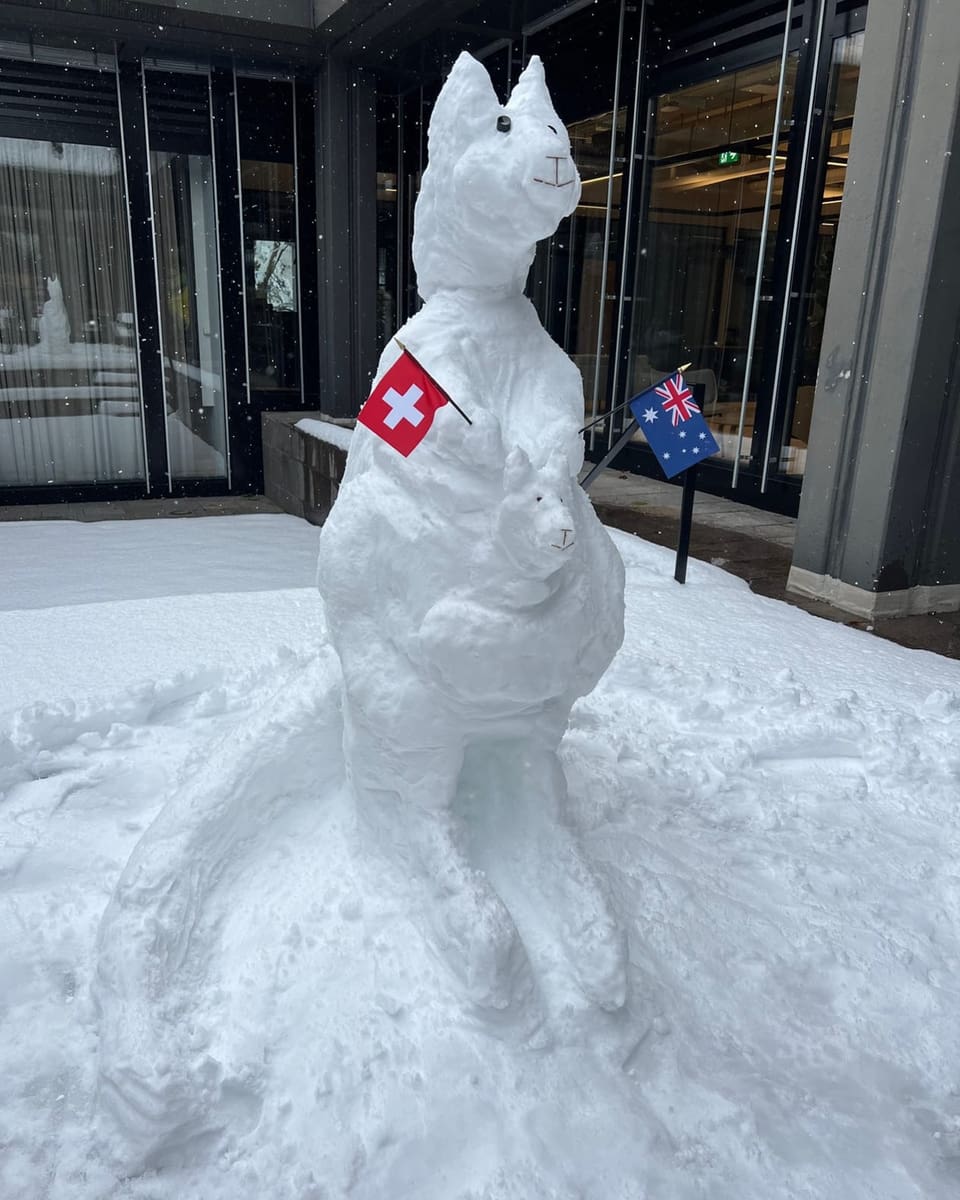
(625, 53, 799, 471)
(145, 70, 228, 481)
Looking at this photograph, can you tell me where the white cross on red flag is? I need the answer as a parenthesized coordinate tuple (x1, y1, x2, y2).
(357, 348, 450, 457)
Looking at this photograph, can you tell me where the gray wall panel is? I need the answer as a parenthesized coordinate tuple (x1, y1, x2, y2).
(793, 0, 960, 601)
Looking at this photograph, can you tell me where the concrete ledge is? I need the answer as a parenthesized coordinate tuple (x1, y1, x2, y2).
(262, 410, 354, 525)
(787, 566, 960, 618)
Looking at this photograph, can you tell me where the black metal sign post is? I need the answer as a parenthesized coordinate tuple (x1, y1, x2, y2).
(674, 464, 699, 584)
(579, 362, 704, 585)
(581, 430, 701, 586)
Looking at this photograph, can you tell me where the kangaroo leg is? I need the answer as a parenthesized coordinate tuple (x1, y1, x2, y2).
(343, 707, 530, 1010)
(524, 742, 627, 1011)
(458, 736, 627, 1012)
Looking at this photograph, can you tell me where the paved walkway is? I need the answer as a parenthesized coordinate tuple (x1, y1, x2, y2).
(0, 496, 281, 522)
(585, 469, 797, 548)
(2, 476, 958, 660)
(587, 468, 960, 661)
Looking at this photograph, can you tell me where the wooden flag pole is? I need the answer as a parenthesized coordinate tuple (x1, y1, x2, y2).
(674, 464, 699, 584)
(394, 339, 472, 425)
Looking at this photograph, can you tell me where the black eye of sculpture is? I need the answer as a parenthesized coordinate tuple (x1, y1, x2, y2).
(497, 115, 512, 133)
(548, 124, 557, 134)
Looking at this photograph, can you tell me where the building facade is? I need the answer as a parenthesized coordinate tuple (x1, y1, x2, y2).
(0, 0, 957, 619)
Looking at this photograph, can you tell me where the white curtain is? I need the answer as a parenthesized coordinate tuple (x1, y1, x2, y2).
(0, 135, 144, 486)
(150, 150, 226, 479)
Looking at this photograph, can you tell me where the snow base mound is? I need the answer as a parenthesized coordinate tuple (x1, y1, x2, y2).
(5, 533, 960, 1197)
(89, 648, 645, 1191)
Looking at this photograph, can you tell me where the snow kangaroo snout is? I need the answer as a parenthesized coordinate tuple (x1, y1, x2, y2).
(317, 51, 626, 1013)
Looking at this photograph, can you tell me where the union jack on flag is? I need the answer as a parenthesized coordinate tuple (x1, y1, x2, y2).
(628, 370, 721, 479)
(655, 374, 700, 426)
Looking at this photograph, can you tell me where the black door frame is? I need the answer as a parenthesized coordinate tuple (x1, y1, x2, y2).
(0, 47, 319, 507)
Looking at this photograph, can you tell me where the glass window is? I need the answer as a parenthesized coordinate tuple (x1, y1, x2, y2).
(146, 71, 227, 480)
(627, 56, 799, 464)
(237, 79, 300, 397)
(0, 133, 144, 485)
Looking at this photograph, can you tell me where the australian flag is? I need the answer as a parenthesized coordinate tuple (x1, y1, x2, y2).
(628, 372, 721, 479)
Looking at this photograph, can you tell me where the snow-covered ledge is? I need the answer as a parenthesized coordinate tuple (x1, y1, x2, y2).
(787, 565, 960, 619)
(296, 417, 354, 453)
(261, 411, 354, 526)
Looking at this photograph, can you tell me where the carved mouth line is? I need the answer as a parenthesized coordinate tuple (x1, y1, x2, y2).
(534, 155, 576, 189)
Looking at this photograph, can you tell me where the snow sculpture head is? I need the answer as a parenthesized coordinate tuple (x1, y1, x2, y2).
(413, 53, 581, 300)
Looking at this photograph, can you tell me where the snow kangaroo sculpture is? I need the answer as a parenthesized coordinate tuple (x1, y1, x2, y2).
(318, 53, 627, 1011)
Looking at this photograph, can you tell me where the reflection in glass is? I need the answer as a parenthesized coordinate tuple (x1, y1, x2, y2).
(241, 159, 299, 392)
(0, 136, 144, 485)
(628, 57, 799, 463)
(254, 240, 296, 311)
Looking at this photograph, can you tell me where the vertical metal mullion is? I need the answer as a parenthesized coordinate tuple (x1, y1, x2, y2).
(731, 0, 795, 487)
(760, 0, 830, 492)
(232, 68, 252, 413)
(207, 69, 232, 489)
(116, 57, 167, 495)
(561, 221, 574, 349)
(587, 0, 627, 453)
(140, 67, 173, 490)
(211, 66, 252, 488)
(293, 75, 319, 408)
(292, 78, 305, 407)
(113, 57, 151, 493)
(606, 0, 650, 452)
(396, 92, 405, 330)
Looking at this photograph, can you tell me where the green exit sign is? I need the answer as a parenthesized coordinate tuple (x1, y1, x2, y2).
(719, 150, 741, 165)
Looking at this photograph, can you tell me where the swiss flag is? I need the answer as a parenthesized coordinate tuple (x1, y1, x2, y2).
(357, 348, 450, 457)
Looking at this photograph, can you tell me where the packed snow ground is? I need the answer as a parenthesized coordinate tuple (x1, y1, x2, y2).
(2, 514, 960, 1198)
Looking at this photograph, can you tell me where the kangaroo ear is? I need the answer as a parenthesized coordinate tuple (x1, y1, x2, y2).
(505, 55, 556, 121)
(427, 52, 502, 163)
(545, 446, 569, 479)
(503, 446, 534, 493)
